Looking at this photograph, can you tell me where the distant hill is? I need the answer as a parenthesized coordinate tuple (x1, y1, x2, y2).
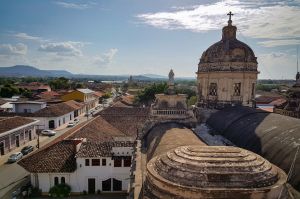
(0, 65, 72, 77)
(0, 65, 194, 81)
(143, 74, 167, 79)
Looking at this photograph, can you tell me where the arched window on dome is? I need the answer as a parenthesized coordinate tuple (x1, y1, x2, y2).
(209, 83, 218, 96)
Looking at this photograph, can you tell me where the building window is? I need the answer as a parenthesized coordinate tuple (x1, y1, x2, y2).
(58, 120, 61, 126)
(233, 83, 241, 96)
(54, 177, 59, 185)
(102, 159, 106, 166)
(61, 177, 65, 184)
(114, 158, 122, 167)
(209, 83, 218, 96)
(63, 118, 65, 124)
(24, 109, 31, 113)
(91, 159, 100, 166)
(85, 159, 90, 166)
(70, 115, 72, 120)
(123, 157, 131, 167)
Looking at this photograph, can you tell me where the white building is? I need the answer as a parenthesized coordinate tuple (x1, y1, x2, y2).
(18, 107, 149, 195)
(12, 101, 46, 113)
(31, 101, 83, 130)
(0, 116, 39, 156)
(19, 139, 134, 194)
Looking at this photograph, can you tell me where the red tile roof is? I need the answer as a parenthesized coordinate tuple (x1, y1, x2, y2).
(76, 141, 134, 158)
(33, 102, 76, 117)
(0, 116, 36, 134)
(18, 140, 77, 173)
(64, 100, 84, 110)
(99, 107, 149, 137)
(93, 91, 103, 97)
(69, 116, 126, 142)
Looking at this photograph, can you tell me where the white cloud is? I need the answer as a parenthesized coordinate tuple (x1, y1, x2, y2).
(137, 0, 300, 47)
(55, 1, 95, 10)
(258, 52, 298, 79)
(258, 39, 300, 47)
(94, 48, 118, 66)
(0, 43, 27, 56)
(38, 41, 83, 56)
(14, 33, 44, 42)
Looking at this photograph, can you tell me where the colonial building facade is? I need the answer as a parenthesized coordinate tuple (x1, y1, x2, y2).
(197, 12, 258, 108)
(0, 116, 38, 156)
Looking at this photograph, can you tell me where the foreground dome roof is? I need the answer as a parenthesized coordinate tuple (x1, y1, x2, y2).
(199, 17, 257, 64)
(145, 145, 287, 199)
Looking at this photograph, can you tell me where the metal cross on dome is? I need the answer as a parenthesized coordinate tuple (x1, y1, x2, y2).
(227, 11, 234, 21)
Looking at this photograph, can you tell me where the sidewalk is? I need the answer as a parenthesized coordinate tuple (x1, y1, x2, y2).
(0, 113, 89, 166)
(0, 134, 49, 166)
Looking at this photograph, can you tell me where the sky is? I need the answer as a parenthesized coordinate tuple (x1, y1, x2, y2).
(0, 0, 300, 79)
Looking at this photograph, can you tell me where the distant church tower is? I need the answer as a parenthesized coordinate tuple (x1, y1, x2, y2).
(197, 12, 259, 108)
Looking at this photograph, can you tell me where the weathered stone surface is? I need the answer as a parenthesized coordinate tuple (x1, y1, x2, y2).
(145, 145, 287, 199)
(196, 18, 258, 108)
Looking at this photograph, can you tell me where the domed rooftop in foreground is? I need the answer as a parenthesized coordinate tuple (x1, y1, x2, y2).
(145, 145, 287, 199)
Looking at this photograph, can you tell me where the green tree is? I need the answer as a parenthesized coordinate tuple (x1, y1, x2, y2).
(135, 82, 168, 105)
(102, 92, 112, 99)
(49, 77, 70, 90)
(187, 96, 197, 107)
(0, 84, 19, 97)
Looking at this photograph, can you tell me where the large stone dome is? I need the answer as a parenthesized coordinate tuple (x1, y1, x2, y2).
(145, 145, 287, 199)
(199, 21, 257, 64)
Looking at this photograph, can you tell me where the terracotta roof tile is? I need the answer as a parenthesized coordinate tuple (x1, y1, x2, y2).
(0, 116, 36, 134)
(33, 102, 76, 117)
(76, 141, 135, 158)
(18, 140, 77, 173)
(99, 107, 149, 137)
(64, 100, 84, 110)
(69, 116, 126, 142)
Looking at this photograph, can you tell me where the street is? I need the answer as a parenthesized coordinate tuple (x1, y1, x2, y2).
(0, 94, 116, 199)
(0, 105, 105, 199)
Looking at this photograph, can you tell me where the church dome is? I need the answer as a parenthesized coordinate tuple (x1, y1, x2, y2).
(199, 17, 257, 64)
(145, 145, 287, 199)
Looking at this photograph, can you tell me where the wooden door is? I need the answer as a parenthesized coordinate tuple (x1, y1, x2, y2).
(16, 135, 20, 147)
(88, 178, 95, 194)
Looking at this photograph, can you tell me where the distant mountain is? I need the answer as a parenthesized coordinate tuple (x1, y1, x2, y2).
(0, 65, 72, 77)
(143, 74, 167, 79)
(44, 70, 73, 77)
(0, 65, 195, 81)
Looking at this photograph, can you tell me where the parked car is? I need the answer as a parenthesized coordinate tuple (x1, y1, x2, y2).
(41, 130, 56, 136)
(21, 145, 34, 155)
(84, 112, 91, 117)
(74, 118, 80, 123)
(8, 152, 23, 163)
(67, 121, 76, 127)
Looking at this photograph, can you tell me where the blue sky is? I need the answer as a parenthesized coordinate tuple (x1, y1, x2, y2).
(0, 0, 300, 79)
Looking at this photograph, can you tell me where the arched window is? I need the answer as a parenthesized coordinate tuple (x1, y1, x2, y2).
(54, 177, 59, 185)
(61, 177, 65, 184)
(233, 83, 241, 96)
(209, 83, 218, 96)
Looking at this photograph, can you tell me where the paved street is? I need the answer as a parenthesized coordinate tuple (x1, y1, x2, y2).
(0, 108, 100, 199)
(0, 96, 115, 199)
